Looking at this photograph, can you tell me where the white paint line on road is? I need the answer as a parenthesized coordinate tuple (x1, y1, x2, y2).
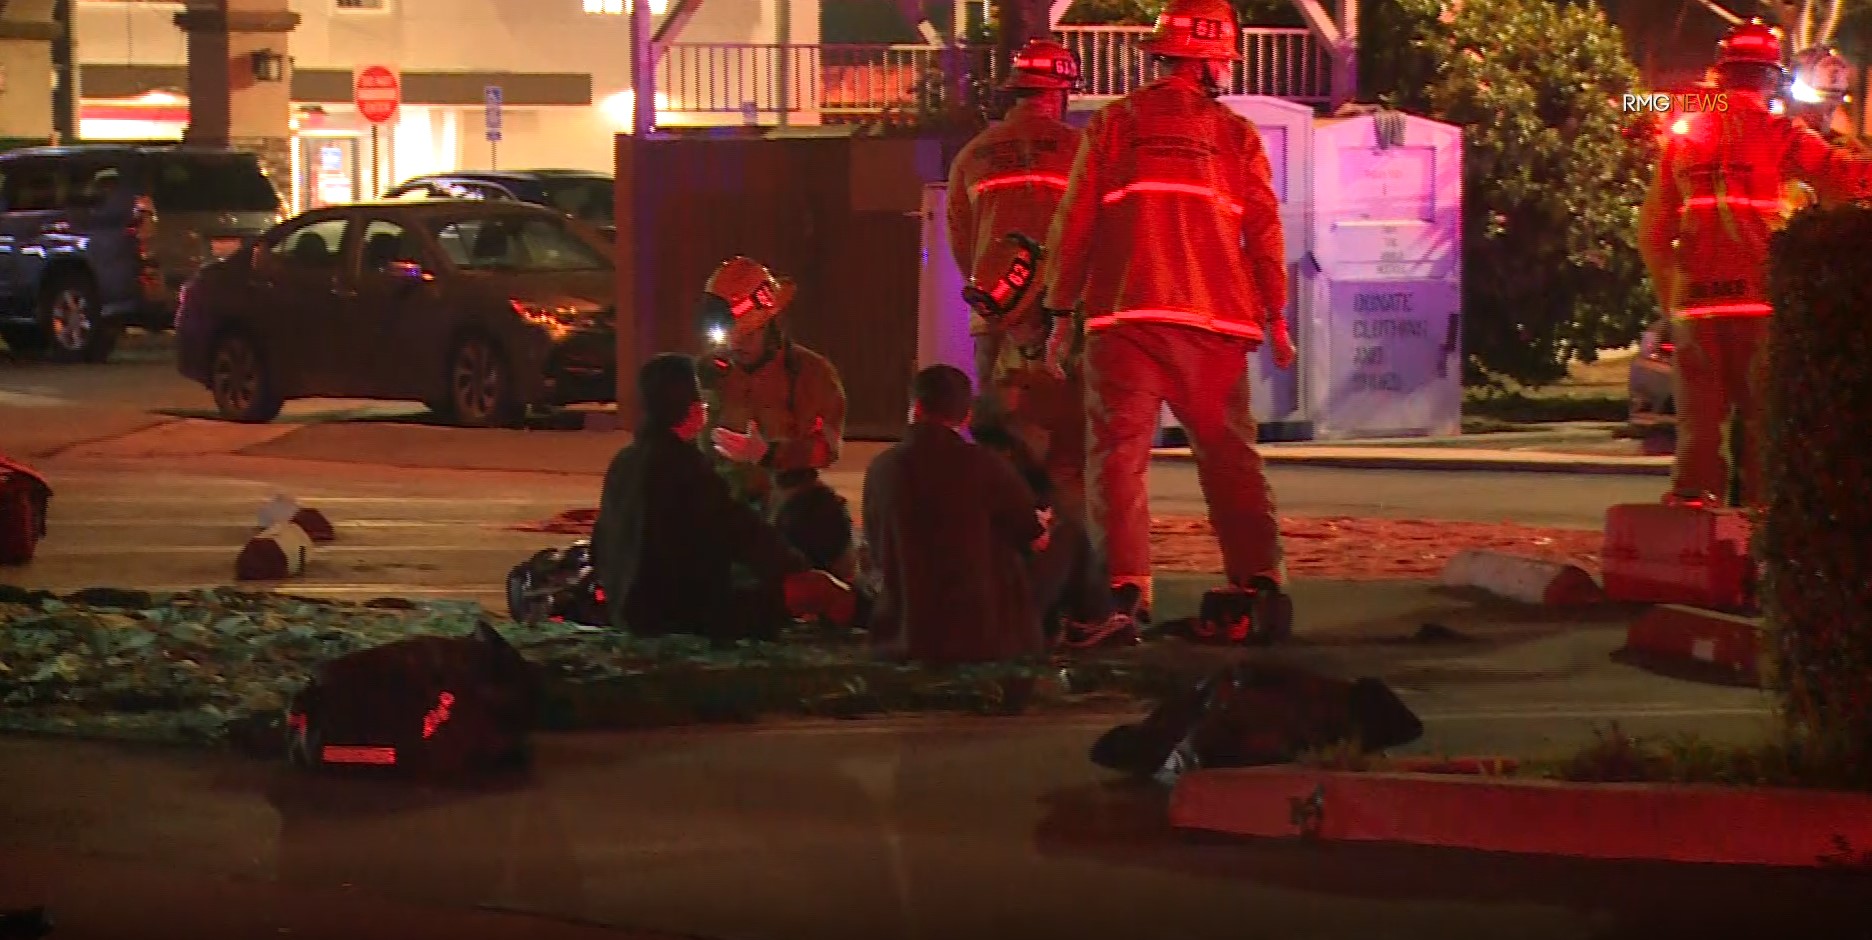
(36, 544, 546, 556)
(84, 583, 504, 598)
(50, 519, 478, 529)
(48, 497, 574, 506)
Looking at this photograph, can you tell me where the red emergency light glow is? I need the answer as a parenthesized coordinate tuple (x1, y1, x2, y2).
(593, 585, 607, 602)
(285, 712, 307, 733)
(421, 691, 456, 739)
(322, 746, 397, 765)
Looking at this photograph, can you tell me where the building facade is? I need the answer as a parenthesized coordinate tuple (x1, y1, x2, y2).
(70, 0, 819, 211)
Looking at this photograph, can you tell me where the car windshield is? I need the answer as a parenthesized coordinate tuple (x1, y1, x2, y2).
(540, 177, 614, 226)
(431, 213, 609, 272)
(151, 153, 282, 212)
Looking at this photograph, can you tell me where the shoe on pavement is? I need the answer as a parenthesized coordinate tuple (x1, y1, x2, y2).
(1057, 612, 1141, 650)
(1244, 575, 1294, 645)
(1111, 582, 1150, 624)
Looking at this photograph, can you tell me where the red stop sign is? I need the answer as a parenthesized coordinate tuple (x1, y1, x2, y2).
(353, 65, 401, 124)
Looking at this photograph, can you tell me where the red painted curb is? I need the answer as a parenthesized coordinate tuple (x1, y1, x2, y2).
(1439, 550, 1606, 606)
(1169, 766, 1872, 868)
(1625, 604, 1764, 680)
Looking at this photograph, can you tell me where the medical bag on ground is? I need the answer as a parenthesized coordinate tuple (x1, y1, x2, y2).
(285, 623, 540, 776)
(1601, 502, 1755, 611)
(0, 455, 50, 566)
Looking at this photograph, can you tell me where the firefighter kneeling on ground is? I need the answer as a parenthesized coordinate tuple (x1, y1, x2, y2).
(1041, 0, 1295, 637)
(695, 257, 860, 587)
(1785, 45, 1869, 212)
(946, 38, 1085, 399)
(1638, 19, 1872, 510)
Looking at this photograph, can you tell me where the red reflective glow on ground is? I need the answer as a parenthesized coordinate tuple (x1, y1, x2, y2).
(511, 510, 1600, 579)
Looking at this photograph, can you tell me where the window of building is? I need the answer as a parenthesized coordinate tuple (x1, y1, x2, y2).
(584, 0, 668, 15)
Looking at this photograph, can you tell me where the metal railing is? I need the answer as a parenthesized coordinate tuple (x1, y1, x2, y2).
(657, 25, 1329, 120)
(1057, 25, 1329, 102)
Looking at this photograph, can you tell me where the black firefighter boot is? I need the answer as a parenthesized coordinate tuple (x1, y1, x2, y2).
(1245, 575, 1294, 645)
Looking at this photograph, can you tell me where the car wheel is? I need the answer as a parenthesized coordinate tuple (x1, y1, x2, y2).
(210, 331, 285, 423)
(39, 273, 118, 363)
(445, 334, 521, 428)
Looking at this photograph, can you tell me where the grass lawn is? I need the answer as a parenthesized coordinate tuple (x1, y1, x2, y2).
(1463, 349, 1635, 429)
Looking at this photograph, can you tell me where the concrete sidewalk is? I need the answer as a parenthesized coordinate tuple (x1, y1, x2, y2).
(4, 404, 1674, 477)
(1161, 445, 1672, 476)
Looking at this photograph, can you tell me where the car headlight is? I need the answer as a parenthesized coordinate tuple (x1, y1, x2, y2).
(511, 299, 599, 329)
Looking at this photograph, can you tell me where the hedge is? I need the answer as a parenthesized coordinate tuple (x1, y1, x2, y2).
(1763, 204, 1872, 788)
(0, 586, 1183, 751)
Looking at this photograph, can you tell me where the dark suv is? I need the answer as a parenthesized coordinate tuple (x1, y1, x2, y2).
(0, 145, 283, 362)
(383, 170, 614, 239)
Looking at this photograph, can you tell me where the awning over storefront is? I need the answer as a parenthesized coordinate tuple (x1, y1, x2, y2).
(79, 66, 593, 107)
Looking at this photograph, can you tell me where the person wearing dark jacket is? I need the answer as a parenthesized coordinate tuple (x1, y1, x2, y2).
(863, 365, 1048, 664)
(591, 353, 854, 644)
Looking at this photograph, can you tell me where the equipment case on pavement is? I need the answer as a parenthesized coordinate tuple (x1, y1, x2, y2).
(1602, 502, 1755, 610)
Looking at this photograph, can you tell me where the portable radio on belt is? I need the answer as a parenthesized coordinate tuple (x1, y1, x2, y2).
(962, 231, 1045, 322)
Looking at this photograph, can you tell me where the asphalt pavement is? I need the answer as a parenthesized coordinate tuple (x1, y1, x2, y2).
(0, 723, 1864, 940)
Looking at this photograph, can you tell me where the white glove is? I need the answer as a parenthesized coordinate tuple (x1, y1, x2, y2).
(711, 421, 769, 464)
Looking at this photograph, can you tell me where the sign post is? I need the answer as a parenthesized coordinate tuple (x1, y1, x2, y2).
(484, 85, 503, 170)
(353, 65, 402, 199)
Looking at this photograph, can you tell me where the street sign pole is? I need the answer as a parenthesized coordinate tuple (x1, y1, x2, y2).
(485, 85, 504, 170)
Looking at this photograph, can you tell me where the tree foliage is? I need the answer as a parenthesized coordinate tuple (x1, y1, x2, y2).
(1364, 0, 1660, 385)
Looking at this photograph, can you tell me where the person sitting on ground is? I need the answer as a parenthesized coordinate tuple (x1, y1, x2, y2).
(862, 365, 1050, 664)
(591, 353, 854, 645)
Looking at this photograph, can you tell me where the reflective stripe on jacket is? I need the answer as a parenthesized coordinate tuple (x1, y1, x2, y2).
(946, 98, 1083, 337)
(1638, 91, 1872, 320)
(1041, 74, 1286, 342)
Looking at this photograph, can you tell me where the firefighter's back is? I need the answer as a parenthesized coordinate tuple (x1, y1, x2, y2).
(1079, 77, 1271, 334)
(953, 105, 1082, 275)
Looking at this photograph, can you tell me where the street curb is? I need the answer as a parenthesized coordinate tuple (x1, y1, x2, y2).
(1623, 604, 1765, 683)
(1151, 447, 1672, 475)
(1168, 765, 1872, 868)
(1439, 550, 1605, 605)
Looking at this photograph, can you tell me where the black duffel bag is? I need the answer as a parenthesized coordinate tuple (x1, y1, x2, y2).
(505, 539, 607, 626)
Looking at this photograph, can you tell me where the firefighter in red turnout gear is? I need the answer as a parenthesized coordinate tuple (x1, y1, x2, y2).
(947, 38, 1085, 392)
(1637, 19, 1872, 507)
(1042, 0, 1294, 625)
